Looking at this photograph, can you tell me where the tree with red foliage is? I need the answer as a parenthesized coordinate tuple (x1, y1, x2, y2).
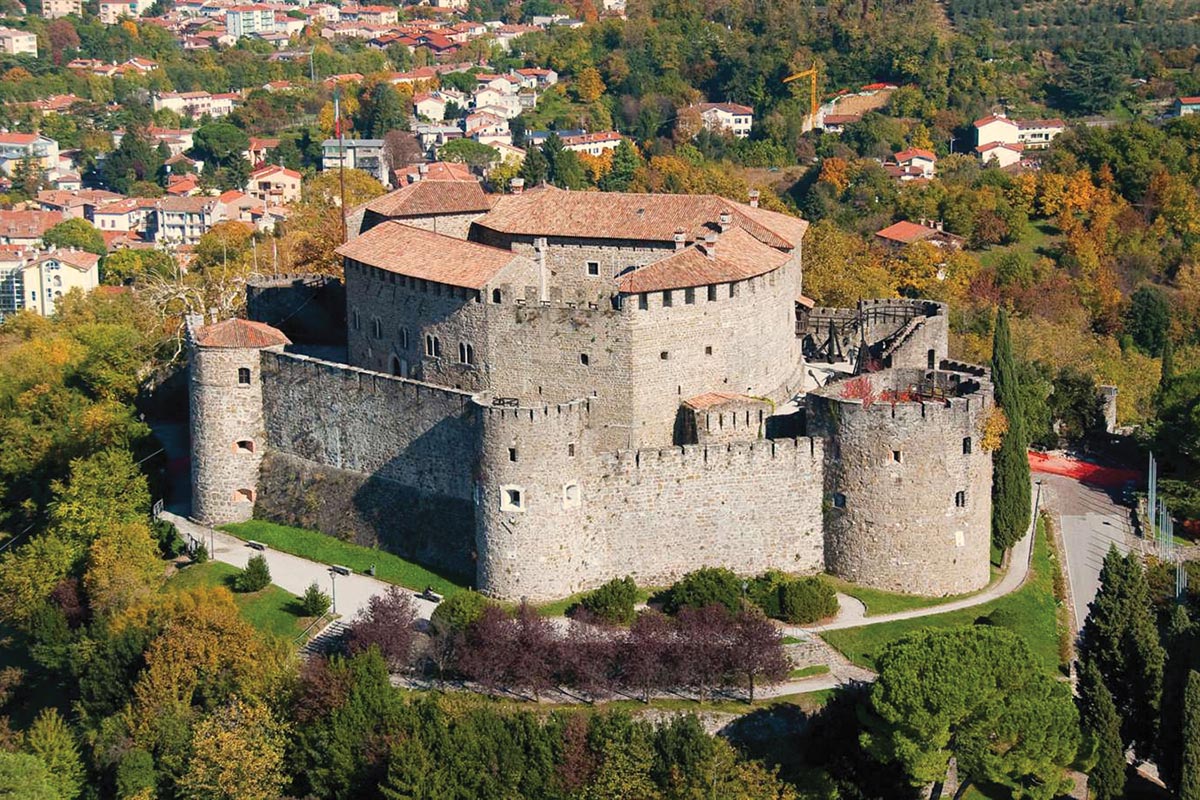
(839, 375, 877, 407)
(456, 604, 510, 694)
(507, 601, 560, 700)
(292, 655, 350, 725)
(730, 608, 790, 702)
(619, 611, 675, 702)
(557, 618, 617, 701)
(346, 586, 417, 671)
(46, 19, 79, 66)
(676, 604, 735, 701)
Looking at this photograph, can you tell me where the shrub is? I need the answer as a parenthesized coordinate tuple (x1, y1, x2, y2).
(151, 519, 186, 558)
(666, 567, 743, 614)
(575, 576, 637, 624)
(234, 554, 271, 592)
(777, 577, 838, 624)
(747, 570, 789, 618)
(300, 581, 331, 617)
(192, 542, 209, 564)
(429, 589, 489, 635)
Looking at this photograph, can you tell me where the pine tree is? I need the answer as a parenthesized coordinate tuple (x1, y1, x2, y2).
(1160, 605, 1196, 792)
(1182, 670, 1200, 800)
(990, 307, 1031, 551)
(601, 139, 640, 192)
(520, 145, 548, 186)
(1078, 658, 1126, 800)
(24, 708, 83, 800)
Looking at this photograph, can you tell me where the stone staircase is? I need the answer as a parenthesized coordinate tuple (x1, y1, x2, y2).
(298, 617, 348, 659)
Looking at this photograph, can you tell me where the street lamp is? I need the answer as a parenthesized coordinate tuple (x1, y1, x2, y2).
(328, 567, 337, 614)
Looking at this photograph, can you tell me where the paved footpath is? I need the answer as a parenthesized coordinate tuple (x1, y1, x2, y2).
(162, 511, 440, 624)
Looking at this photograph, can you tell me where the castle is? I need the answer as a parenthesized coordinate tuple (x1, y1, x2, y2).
(188, 178, 994, 600)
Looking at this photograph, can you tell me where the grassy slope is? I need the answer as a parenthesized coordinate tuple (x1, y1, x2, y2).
(221, 520, 467, 598)
(167, 561, 312, 641)
(823, 572, 996, 617)
(976, 222, 1061, 270)
(822, 516, 1058, 674)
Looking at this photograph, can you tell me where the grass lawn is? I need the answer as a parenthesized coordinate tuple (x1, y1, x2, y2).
(221, 520, 467, 598)
(600, 689, 835, 716)
(976, 221, 1061, 271)
(789, 665, 831, 679)
(822, 516, 1059, 675)
(167, 561, 313, 642)
(823, 573, 996, 617)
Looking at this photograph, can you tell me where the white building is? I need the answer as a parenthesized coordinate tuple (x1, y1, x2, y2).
(153, 91, 240, 119)
(321, 138, 387, 183)
(152, 196, 221, 245)
(0, 133, 60, 178)
(973, 114, 1065, 152)
(246, 164, 302, 205)
(42, 0, 82, 18)
(561, 131, 624, 156)
(975, 141, 1024, 169)
(691, 102, 754, 138)
(0, 27, 37, 57)
(0, 247, 99, 319)
(94, 198, 158, 235)
(225, 5, 277, 38)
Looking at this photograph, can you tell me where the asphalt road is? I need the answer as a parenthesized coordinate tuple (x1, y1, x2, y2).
(1039, 473, 1132, 634)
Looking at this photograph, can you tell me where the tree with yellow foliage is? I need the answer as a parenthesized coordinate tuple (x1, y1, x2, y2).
(177, 698, 289, 800)
(801, 220, 896, 306)
(572, 67, 607, 104)
(84, 522, 162, 618)
(281, 168, 386, 275)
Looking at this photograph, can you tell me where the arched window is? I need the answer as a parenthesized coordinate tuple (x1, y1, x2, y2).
(425, 334, 434, 356)
(433, 337, 441, 358)
(399, 327, 409, 349)
(390, 355, 403, 376)
(491, 288, 502, 304)
(372, 318, 382, 339)
(459, 342, 474, 365)
(235, 440, 255, 453)
(955, 491, 967, 508)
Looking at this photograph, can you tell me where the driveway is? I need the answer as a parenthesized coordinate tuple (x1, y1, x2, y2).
(1036, 473, 1132, 634)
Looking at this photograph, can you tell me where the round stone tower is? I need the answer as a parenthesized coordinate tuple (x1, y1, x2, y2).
(189, 318, 291, 526)
(807, 365, 994, 596)
(474, 396, 597, 600)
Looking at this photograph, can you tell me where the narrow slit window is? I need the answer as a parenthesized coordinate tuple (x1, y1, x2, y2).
(962, 437, 972, 454)
(955, 491, 967, 508)
(580, 353, 590, 366)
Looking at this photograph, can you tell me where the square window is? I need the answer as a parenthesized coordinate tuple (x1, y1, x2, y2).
(580, 353, 590, 366)
(705, 346, 713, 356)
(892, 450, 902, 463)
(832, 492, 846, 509)
(586, 261, 599, 276)
(500, 485, 524, 512)
(660, 351, 669, 360)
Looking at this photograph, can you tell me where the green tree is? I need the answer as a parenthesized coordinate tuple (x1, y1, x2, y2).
(1056, 46, 1127, 115)
(600, 139, 639, 192)
(234, 554, 271, 593)
(1079, 546, 1165, 756)
(43, 217, 106, 256)
(115, 748, 157, 799)
(0, 752, 58, 800)
(864, 626, 1079, 797)
(361, 82, 408, 138)
(1184, 671, 1200, 800)
(1048, 367, 1103, 442)
(1161, 336, 1175, 390)
(192, 122, 251, 169)
(300, 581, 331, 617)
(101, 126, 164, 195)
(178, 698, 290, 800)
(991, 307, 1031, 551)
(437, 138, 499, 169)
(102, 249, 176, 285)
(1125, 285, 1170, 357)
(1160, 605, 1196, 791)
(1077, 659, 1126, 800)
(24, 708, 84, 800)
(520, 144, 548, 186)
(665, 567, 742, 614)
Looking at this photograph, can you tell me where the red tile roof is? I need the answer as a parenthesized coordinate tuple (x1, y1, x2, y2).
(363, 179, 491, 217)
(194, 318, 291, 349)
(683, 391, 763, 410)
(973, 115, 1018, 128)
(1180, 96, 1200, 105)
(615, 226, 790, 293)
(894, 148, 936, 163)
(0, 210, 63, 239)
(875, 220, 937, 245)
(476, 186, 807, 250)
(337, 221, 524, 290)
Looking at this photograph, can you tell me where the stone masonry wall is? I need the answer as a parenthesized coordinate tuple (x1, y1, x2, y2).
(190, 344, 279, 525)
(246, 274, 346, 345)
(808, 369, 993, 596)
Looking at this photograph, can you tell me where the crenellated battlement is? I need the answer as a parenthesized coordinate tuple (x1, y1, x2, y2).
(263, 350, 475, 403)
(602, 436, 822, 471)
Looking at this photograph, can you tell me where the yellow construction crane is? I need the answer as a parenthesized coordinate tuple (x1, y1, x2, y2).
(782, 65, 819, 120)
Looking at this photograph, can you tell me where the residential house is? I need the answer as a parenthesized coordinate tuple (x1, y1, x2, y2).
(1174, 96, 1200, 117)
(166, 174, 201, 196)
(975, 141, 1024, 169)
(0, 210, 63, 248)
(875, 219, 964, 250)
(820, 113, 860, 134)
(153, 90, 240, 119)
(246, 164, 302, 205)
(93, 198, 157, 236)
(0, 133, 60, 178)
(321, 138, 387, 183)
(225, 5, 277, 38)
(98, 0, 145, 24)
(973, 113, 1065, 153)
(691, 102, 754, 138)
(413, 92, 449, 121)
(42, 0, 82, 18)
(0, 27, 37, 57)
(37, 189, 124, 221)
(244, 137, 280, 167)
(561, 131, 624, 156)
(887, 148, 937, 180)
(0, 247, 99, 319)
(344, 4, 397, 24)
(514, 67, 557, 88)
(152, 196, 221, 245)
(218, 190, 264, 224)
(472, 89, 522, 118)
(413, 123, 464, 153)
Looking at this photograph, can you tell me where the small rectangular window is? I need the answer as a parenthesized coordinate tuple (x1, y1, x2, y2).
(684, 287, 695, 304)
(660, 351, 669, 360)
(508, 447, 517, 462)
(568, 443, 575, 457)
(580, 353, 590, 366)
(638, 294, 648, 310)
(662, 290, 672, 307)
(586, 261, 599, 276)
(955, 491, 966, 508)
(237, 367, 251, 385)
(832, 492, 846, 509)
(892, 450, 902, 463)
(707, 285, 717, 301)
(705, 346, 713, 356)
(962, 437, 972, 455)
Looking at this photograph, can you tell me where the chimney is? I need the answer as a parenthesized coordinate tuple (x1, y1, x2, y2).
(418, 162, 428, 176)
(935, 220, 943, 232)
(919, 216, 927, 228)
(748, 189, 760, 208)
(704, 232, 717, 258)
(718, 211, 732, 233)
(673, 228, 686, 250)
(510, 177, 524, 195)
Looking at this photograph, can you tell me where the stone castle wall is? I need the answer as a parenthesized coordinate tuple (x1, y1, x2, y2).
(807, 368, 994, 596)
(189, 344, 278, 525)
(474, 394, 826, 599)
(246, 274, 346, 346)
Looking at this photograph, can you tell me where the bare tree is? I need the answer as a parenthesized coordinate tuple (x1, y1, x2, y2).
(384, 130, 424, 174)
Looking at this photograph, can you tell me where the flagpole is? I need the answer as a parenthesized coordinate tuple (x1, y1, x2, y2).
(335, 86, 347, 245)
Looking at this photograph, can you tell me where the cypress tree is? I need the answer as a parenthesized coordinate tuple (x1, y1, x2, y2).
(1161, 336, 1175, 391)
(991, 307, 1032, 551)
(1078, 658, 1126, 800)
(1182, 670, 1200, 800)
(1160, 605, 1196, 792)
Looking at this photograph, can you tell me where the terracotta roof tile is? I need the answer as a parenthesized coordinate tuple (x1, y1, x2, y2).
(683, 391, 763, 410)
(616, 227, 790, 293)
(194, 318, 291, 349)
(363, 179, 492, 218)
(0, 210, 63, 239)
(875, 220, 937, 244)
(477, 186, 807, 250)
(337, 221, 524, 290)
